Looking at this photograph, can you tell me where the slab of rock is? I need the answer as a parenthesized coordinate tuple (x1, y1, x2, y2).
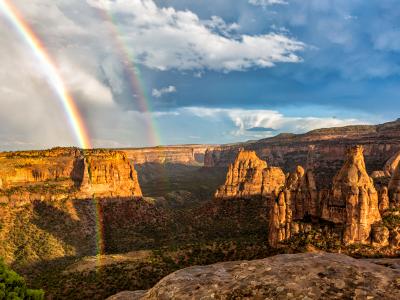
(107, 253, 400, 300)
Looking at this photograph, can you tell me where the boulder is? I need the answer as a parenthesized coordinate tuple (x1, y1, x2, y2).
(371, 224, 390, 247)
(107, 253, 400, 300)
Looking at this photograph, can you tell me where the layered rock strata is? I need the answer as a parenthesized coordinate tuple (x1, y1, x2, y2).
(0, 148, 142, 202)
(123, 145, 215, 166)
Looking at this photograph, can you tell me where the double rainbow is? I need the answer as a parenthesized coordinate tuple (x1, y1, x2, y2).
(0, 0, 92, 149)
(1, 1, 163, 260)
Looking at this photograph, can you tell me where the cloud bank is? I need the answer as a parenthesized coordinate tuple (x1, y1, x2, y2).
(0, 0, 393, 150)
(88, 0, 305, 72)
(152, 86, 177, 98)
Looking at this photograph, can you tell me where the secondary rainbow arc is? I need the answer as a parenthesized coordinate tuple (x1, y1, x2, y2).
(94, 7, 161, 147)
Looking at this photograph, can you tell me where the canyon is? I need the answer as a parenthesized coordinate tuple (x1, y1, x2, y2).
(1, 119, 400, 299)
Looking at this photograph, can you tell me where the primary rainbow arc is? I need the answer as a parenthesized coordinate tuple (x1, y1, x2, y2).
(0, 0, 92, 149)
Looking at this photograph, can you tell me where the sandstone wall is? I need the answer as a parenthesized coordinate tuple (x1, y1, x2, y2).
(0, 148, 142, 202)
(122, 145, 216, 165)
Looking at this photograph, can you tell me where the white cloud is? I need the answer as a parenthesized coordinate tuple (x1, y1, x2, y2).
(249, 0, 288, 7)
(181, 107, 366, 137)
(87, 0, 304, 72)
(152, 85, 177, 98)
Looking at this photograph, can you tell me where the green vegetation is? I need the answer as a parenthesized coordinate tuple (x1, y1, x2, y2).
(283, 225, 342, 252)
(30, 239, 277, 300)
(382, 209, 400, 230)
(0, 258, 44, 300)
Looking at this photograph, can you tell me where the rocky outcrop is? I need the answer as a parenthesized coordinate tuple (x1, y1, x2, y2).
(0, 148, 142, 201)
(389, 160, 400, 208)
(321, 146, 381, 245)
(385, 151, 400, 176)
(287, 166, 319, 220)
(107, 253, 400, 300)
(379, 186, 390, 213)
(215, 150, 267, 199)
(371, 224, 390, 247)
(205, 119, 400, 188)
(215, 150, 285, 199)
(268, 191, 291, 247)
(268, 166, 319, 246)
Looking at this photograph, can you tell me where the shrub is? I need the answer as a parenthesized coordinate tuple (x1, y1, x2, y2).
(0, 258, 44, 300)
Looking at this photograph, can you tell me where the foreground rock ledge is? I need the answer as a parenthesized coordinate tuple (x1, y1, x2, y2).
(107, 252, 400, 300)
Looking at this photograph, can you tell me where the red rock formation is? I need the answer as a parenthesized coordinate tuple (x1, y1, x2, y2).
(267, 166, 318, 246)
(288, 166, 319, 220)
(0, 148, 142, 202)
(388, 160, 400, 208)
(268, 191, 291, 247)
(385, 151, 400, 176)
(321, 146, 381, 245)
(79, 151, 142, 198)
(378, 186, 390, 213)
(215, 150, 285, 199)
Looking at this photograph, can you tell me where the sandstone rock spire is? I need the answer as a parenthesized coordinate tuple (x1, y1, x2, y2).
(388, 159, 400, 208)
(321, 146, 381, 244)
(267, 165, 318, 247)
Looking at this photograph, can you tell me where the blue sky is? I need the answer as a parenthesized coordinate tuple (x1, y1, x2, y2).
(0, 0, 399, 149)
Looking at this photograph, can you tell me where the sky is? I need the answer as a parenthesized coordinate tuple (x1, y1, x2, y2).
(0, 0, 399, 150)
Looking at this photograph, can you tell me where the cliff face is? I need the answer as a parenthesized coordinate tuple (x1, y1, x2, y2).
(79, 152, 142, 198)
(321, 146, 381, 244)
(205, 119, 400, 188)
(0, 148, 142, 202)
(122, 145, 215, 166)
(0, 148, 155, 266)
(214, 150, 285, 199)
